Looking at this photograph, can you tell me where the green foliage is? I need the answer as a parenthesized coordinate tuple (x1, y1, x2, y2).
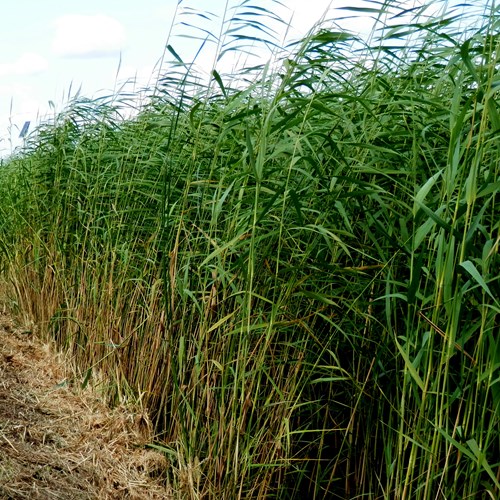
(0, 0, 498, 497)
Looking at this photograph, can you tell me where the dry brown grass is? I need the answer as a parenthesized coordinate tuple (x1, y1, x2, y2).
(0, 295, 172, 500)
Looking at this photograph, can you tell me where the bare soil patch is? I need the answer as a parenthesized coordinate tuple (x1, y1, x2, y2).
(0, 307, 171, 499)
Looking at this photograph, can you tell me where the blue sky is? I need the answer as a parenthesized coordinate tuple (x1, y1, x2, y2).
(1, 1, 182, 152)
(0, 0, 456, 155)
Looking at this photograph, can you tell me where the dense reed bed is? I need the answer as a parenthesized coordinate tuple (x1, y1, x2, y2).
(0, 0, 499, 497)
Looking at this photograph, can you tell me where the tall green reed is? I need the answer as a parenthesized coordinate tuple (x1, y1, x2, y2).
(0, 0, 498, 497)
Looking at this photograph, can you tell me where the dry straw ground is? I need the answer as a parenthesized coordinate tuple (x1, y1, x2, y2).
(0, 298, 171, 499)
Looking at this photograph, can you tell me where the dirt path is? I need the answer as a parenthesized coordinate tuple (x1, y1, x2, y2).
(0, 307, 171, 499)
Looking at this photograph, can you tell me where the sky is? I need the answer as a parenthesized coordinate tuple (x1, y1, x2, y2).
(0, 0, 468, 155)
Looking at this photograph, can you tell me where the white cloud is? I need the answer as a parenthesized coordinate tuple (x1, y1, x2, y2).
(286, 0, 443, 40)
(286, 0, 379, 39)
(0, 84, 49, 156)
(52, 14, 126, 58)
(0, 52, 49, 77)
(0, 84, 47, 127)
